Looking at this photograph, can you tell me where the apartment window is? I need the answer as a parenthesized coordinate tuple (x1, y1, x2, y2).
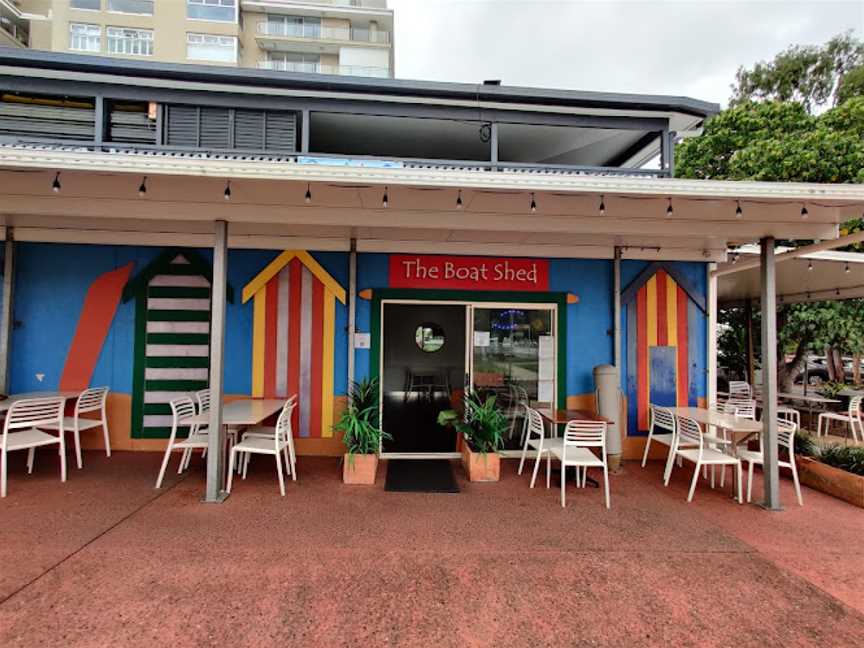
(106, 0, 154, 15)
(186, 33, 237, 63)
(187, 0, 236, 22)
(265, 52, 320, 73)
(107, 27, 153, 56)
(69, 23, 101, 52)
(266, 15, 320, 39)
(70, 0, 101, 9)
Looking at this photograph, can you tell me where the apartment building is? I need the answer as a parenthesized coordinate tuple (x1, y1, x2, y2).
(1, 0, 393, 78)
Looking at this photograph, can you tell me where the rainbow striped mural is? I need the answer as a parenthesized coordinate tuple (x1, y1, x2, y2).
(623, 265, 704, 436)
(242, 251, 346, 439)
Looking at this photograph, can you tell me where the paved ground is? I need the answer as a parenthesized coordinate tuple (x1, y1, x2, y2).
(0, 450, 862, 647)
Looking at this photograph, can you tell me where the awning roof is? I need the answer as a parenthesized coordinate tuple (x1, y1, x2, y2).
(718, 245, 864, 304)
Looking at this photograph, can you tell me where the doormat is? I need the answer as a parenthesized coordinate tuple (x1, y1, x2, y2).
(384, 459, 460, 493)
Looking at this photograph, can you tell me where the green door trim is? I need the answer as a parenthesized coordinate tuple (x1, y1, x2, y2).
(369, 289, 568, 408)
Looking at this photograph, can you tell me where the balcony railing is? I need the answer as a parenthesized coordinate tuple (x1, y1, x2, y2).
(0, 0, 30, 47)
(256, 22, 390, 45)
(258, 60, 389, 78)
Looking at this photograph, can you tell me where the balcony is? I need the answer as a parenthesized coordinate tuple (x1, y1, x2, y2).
(258, 59, 389, 78)
(255, 21, 391, 48)
(0, 0, 30, 48)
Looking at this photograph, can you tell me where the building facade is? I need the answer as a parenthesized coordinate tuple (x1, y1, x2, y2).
(2, 0, 394, 77)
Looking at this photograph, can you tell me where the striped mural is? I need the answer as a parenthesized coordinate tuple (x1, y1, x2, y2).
(243, 251, 345, 439)
(624, 266, 703, 436)
(126, 250, 232, 438)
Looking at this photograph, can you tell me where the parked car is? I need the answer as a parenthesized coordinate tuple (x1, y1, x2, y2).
(794, 355, 864, 385)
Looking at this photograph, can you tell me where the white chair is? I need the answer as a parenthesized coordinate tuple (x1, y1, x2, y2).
(665, 415, 743, 503)
(642, 404, 676, 469)
(728, 381, 752, 398)
(41, 387, 110, 469)
(739, 418, 803, 506)
(227, 398, 297, 496)
(1, 397, 66, 498)
(155, 396, 208, 489)
(724, 397, 756, 420)
(507, 384, 529, 441)
(240, 395, 298, 479)
(817, 395, 862, 442)
(518, 406, 557, 489)
(777, 406, 801, 430)
(549, 420, 610, 509)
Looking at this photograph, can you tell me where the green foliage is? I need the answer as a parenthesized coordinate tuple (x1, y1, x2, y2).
(818, 444, 864, 476)
(818, 381, 847, 399)
(838, 65, 864, 106)
(437, 391, 507, 454)
(730, 31, 864, 111)
(794, 432, 818, 458)
(333, 378, 390, 456)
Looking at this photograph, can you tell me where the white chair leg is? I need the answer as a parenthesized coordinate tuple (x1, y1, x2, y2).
(102, 415, 111, 457)
(641, 430, 653, 467)
(517, 427, 531, 475)
(791, 462, 803, 506)
(529, 449, 542, 489)
(546, 452, 551, 489)
(288, 438, 297, 480)
(275, 451, 286, 496)
(664, 451, 676, 486)
(736, 462, 743, 504)
(226, 450, 236, 493)
(1, 449, 6, 498)
(710, 465, 715, 489)
(59, 437, 67, 483)
(282, 445, 291, 477)
(560, 465, 566, 508)
(603, 464, 610, 509)
(720, 460, 726, 488)
(687, 462, 701, 502)
(243, 452, 251, 478)
(27, 448, 35, 474)
(74, 429, 83, 470)
(155, 445, 173, 489)
(746, 462, 754, 502)
(178, 448, 190, 474)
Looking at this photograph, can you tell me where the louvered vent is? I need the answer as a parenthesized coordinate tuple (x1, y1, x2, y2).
(0, 95, 95, 141)
(164, 104, 296, 152)
(199, 107, 230, 149)
(165, 105, 199, 147)
(264, 111, 296, 151)
(234, 109, 265, 151)
(108, 102, 156, 144)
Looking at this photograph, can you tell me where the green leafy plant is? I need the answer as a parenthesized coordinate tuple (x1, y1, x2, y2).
(793, 431, 818, 458)
(817, 445, 864, 476)
(333, 378, 390, 457)
(437, 391, 507, 454)
(819, 381, 847, 399)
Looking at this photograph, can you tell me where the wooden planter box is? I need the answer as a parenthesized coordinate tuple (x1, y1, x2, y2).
(796, 456, 864, 508)
(342, 454, 378, 485)
(461, 442, 500, 482)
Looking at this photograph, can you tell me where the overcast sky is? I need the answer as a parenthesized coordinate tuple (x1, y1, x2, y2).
(388, 0, 864, 106)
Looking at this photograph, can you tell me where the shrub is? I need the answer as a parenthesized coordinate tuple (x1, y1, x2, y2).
(818, 445, 864, 476)
(333, 378, 390, 456)
(794, 431, 819, 458)
(437, 391, 507, 454)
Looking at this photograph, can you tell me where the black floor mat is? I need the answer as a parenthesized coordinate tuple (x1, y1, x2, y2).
(384, 459, 460, 493)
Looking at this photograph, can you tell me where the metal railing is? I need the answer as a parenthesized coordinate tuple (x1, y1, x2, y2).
(257, 60, 389, 78)
(256, 21, 390, 44)
(0, 0, 30, 47)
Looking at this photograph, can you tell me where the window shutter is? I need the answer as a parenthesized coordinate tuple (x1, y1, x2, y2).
(164, 104, 296, 152)
(165, 105, 199, 147)
(264, 111, 296, 151)
(234, 109, 265, 151)
(108, 105, 156, 144)
(199, 107, 230, 149)
(0, 98, 95, 141)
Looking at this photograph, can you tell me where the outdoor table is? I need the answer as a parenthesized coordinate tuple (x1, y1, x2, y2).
(0, 391, 81, 413)
(535, 409, 614, 488)
(667, 406, 762, 446)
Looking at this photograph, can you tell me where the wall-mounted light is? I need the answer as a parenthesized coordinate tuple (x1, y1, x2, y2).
(735, 200, 742, 218)
(224, 180, 231, 201)
(138, 176, 148, 197)
(530, 192, 537, 213)
(666, 197, 673, 217)
(808, 260, 813, 271)
(801, 204, 809, 219)
(846, 263, 851, 274)
(599, 195, 605, 216)
(382, 186, 389, 209)
(456, 189, 463, 209)
(52, 172, 61, 193)
(304, 183, 312, 204)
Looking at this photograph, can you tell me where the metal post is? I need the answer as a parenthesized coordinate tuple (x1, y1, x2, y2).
(744, 298, 755, 386)
(347, 238, 357, 391)
(609, 246, 623, 471)
(490, 122, 499, 171)
(205, 220, 228, 503)
(760, 237, 781, 510)
(0, 227, 14, 394)
(301, 109, 310, 154)
(707, 263, 718, 408)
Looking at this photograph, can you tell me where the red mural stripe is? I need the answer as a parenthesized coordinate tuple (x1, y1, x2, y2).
(60, 262, 134, 391)
(287, 257, 302, 433)
(656, 270, 668, 347)
(636, 285, 649, 430)
(309, 279, 324, 439)
(676, 286, 689, 406)
(263, 278, 278, 399)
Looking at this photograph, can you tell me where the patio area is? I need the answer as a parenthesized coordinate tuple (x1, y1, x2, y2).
(1, 451, 862, 647)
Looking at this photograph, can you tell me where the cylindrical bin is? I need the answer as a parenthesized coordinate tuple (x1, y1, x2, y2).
(593, 364, 622, 471)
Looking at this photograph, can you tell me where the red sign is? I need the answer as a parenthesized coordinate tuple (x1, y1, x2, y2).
(389, 255, 549, 291)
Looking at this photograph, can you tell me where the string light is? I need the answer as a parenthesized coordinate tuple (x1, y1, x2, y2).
(836, 288, 841, 297)
(456, 189, 463, 209)
(666, 197, 673, 217)
(845, 263, 851, 274)
(382, 186, 389, 209)
(599, 195, 605, 216)
(735, 200, 743, 218)
(304, 183, 312, 204)
(530, 192, 537, 213)
(52, 172, 61, 193)
(801, 204, 809, 219)
(808, 260, 813, 271)
(223, 180, 231, 201)
(138, 176, 147, 197)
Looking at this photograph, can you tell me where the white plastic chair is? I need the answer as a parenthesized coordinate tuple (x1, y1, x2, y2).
(728, 381, 752, 398)
(240, 395, 298, 479)
(665, 415, 743, 503)
(227, 398, 297, 496)
(549, 420, 610, 509)
(41, 387, 110, 469)
(1, 397, 66, 498)
(155, 396, 208, 488)
(642, 404, 676, 469)
(777, 406, 801, 430)
(518, 406, 557, 489)
(817, 395, 862, 442)
(739, 418, 803, 506)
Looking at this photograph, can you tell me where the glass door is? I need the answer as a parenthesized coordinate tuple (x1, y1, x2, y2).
(469, 305, 556, 451)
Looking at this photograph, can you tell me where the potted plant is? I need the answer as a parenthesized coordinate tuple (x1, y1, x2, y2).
(438, 391, 507, 482)
(333, 378, 390, 485)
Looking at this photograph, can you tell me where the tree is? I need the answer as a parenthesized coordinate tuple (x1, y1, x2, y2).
(730, 31, 864, 112)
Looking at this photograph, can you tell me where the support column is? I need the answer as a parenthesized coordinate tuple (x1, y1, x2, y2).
(744, 298, 755, 386)
(347, 238, 357, 391)
(205, 220, 228, 503)
(760, 237, 781, 510)
(608, 246, 623, 471)
(490, 122, 499, 171)
(707, 263, 718, 408)
(0, 227, 14, 394)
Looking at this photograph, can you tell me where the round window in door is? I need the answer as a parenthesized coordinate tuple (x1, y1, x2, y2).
(415, 322, 445, 353)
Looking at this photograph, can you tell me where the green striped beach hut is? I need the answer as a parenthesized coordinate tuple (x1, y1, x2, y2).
(123, 249, 234, 438)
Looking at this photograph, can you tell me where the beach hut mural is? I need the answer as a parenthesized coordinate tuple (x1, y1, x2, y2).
(124, 249, 233, 438)
(622, 263, 706, 436)
(242, 251, 346, 438)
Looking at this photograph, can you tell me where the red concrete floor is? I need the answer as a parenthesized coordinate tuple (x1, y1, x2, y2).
(0, 450, 862, 647)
